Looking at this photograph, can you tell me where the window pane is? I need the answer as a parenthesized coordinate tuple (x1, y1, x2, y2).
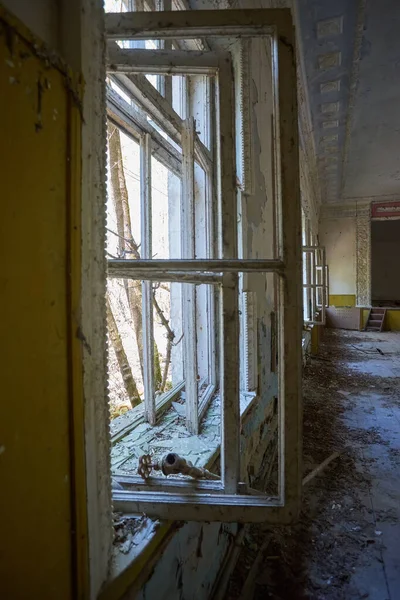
(151, 156, 181, 260)
(194, 164, 213, 259)
(172, 75, 186, 119)
(107, 278, 178, 416)
(104, 0, 130, 12)
(107, 124, 141, 259)
(108, 78, 135, 108)
(108, 281, 217, 476)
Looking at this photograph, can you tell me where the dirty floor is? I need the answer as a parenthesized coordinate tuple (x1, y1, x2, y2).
(226, 329, 400, 600)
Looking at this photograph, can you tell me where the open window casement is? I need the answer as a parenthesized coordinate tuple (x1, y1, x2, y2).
(303, 246, 327, 325)
(105, 8, 302, 523)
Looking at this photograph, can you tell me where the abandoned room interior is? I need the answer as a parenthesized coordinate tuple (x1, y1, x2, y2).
(1, 0, 399, 598)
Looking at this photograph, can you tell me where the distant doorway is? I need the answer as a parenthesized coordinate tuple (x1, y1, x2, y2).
(371, 219, 400, 306)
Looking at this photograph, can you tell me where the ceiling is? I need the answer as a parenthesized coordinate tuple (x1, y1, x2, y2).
(296, 0, 400, 204)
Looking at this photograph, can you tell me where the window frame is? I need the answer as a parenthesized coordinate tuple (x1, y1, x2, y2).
(105, 8, 302, 524)
(107, 48, 218, 432)
(107, 46, 237, 450)
(302, 245, 327, 325)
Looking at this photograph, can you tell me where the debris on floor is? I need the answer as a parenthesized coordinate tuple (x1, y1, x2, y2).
(226, 330, 400, 600)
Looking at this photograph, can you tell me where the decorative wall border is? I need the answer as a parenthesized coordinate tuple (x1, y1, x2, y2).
(371, 200, 400, 220)
(355, 205, 371, 306)
(320, 200, 369, 219)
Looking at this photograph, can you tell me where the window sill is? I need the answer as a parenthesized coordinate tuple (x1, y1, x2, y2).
(102, 390, 258, 600)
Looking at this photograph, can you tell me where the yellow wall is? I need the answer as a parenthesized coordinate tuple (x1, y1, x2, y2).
(310, 324, 323, 355)
(386, 310, 400, 331)
(329, 294, 356, 307)
(0, 8, 86, 599)
(361, 309, 369, 329)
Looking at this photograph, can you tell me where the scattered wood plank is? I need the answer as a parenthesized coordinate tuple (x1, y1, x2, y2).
(302, 452, 340, 486)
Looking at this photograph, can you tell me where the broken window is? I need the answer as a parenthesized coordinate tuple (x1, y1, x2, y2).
(102, 6, 302, 525)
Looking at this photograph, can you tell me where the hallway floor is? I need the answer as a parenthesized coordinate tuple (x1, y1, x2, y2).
(226, 330, 400, 600)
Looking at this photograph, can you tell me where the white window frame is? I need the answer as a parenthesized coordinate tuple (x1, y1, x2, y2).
(105, 8, 302, 524)
(302, 246, 327, 325)
(316, 264, 329, 310)
(107, 48, 217, 433)
(238, 191, 258, 393)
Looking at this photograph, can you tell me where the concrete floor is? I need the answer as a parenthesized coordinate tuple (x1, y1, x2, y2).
(227, 330, 400, 600)
(340, 332, 400, 599)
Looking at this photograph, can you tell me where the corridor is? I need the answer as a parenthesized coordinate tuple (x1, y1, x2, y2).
(227, 330, 400, 600)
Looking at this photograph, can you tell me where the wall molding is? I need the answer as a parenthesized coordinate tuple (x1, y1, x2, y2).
(320, 203, 364, 219)
(342, 193, 400, 204)
(320, 195, 400, 220)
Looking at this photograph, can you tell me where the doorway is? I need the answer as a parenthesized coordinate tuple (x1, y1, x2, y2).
(371, 219, 400, 306)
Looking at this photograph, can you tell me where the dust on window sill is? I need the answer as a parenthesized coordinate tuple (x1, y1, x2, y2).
(107, 388, 257, 589)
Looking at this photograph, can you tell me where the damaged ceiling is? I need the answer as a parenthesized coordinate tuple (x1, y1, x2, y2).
(297, 0, 400, 204)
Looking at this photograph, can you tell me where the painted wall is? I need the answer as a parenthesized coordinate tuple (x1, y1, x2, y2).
(133, 523, 237, 600)
(329, 294, 356, 307)
(320, 217, 356, 296)
(1, 0, 59, 48)
(371, 220, 400, 303)
(386, 310, 400, 331)
(0, 6, 85, 599)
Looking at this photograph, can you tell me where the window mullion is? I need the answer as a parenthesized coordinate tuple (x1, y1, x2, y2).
(140, 133, 156, 425)
(217, 57, 240, 494)
(156, 0, 173, 102)
(321, 247, 326, 324)
(313, 249, 317, 318)
(206, 171, 216, 390)
(181, 117, 199, 435)
(325, 264, 329, 309)
(275, 26, 303, 517)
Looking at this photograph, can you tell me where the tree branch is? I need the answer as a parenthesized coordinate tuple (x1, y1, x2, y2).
(153, 291, 175, 393)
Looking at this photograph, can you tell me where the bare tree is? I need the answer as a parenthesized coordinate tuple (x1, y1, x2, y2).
(108, 123, 172, 395)
(108, 123, 145, 379)
(106, 295, 141, 408)
(153, 291, 175, 392)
